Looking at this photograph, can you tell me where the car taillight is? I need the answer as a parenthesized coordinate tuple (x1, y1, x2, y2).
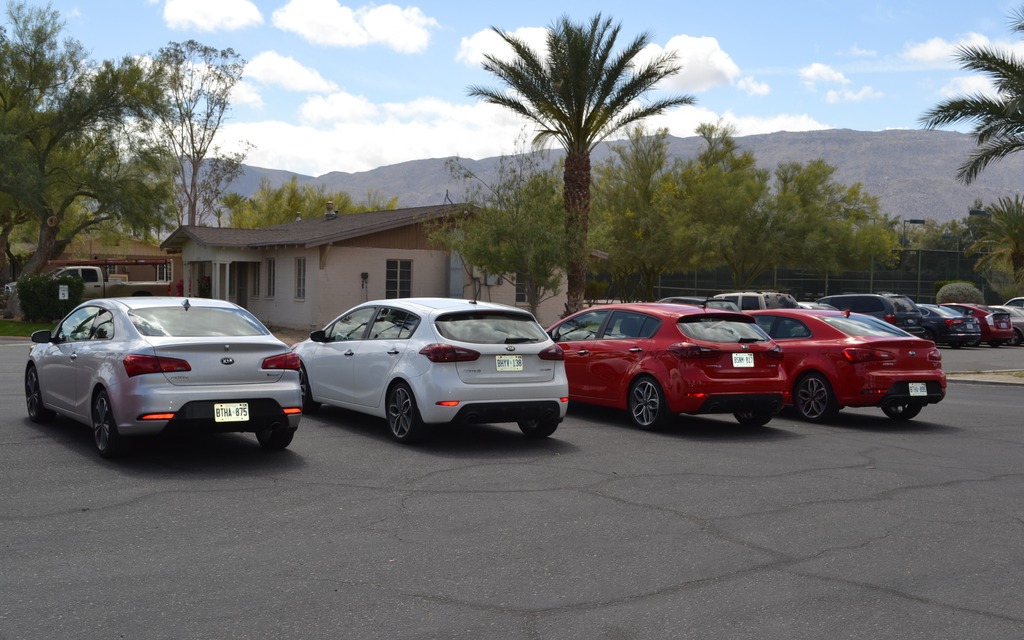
(928, 349, 942, 363)
(842, 347, 894, 363)
(263, 352, 301, 370)
(667, 342, 715, 359)
(883, 313, 897, 324)
(538, 344, 564, 361)
(945, 318, 963, 327)
(418, 343, 480, 363)
(123, 354, 191, 377)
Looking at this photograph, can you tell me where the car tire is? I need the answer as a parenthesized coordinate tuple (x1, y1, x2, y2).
(25, 365, 55, 423)
(733, 408, 774, 427)
(793, 372, 839, 422)
(882, 402, 923, 421)
(628, 376, 671, 431)
(949, 341, 962, 349)
(256, 427, 296, 450)
(299, 365, 320, 414)
(1011, 329, 1023, 347)
(518, 418, 559, 438)
(387, 382, 426, 443)
(92, 388, 124, 458)
(988, 340, 1002, 348)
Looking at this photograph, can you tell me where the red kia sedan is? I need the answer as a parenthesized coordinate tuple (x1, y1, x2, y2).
(749, 309, 946, 422)
(940, 303, 1014, 347)
(547, 303, 787, 430)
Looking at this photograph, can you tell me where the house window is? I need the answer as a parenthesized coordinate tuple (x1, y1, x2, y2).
(515, 273, 527, 303)
(295, 257, 306, 299)
(386, 259, 411, 299)
(251, 263, 261, 297)
(266, 258, 276, 298)
(156, 263, 171, 281)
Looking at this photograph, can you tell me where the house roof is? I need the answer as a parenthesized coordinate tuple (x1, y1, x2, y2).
(161, 204, 466, 252)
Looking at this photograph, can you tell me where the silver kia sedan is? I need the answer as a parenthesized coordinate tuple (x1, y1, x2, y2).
(26, 297, 303, 457)
(292, 298, 569, 443)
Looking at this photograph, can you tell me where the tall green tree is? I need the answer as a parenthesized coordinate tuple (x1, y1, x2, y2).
(591, 126, 684, 301)
(919, 4, 1024, 184)
(222, 176, 397, 228)
(156, 40, 249, 227)
(0, 2, 175, 276)
(430, 145, 565, 315)
(468, 13, 694, 315)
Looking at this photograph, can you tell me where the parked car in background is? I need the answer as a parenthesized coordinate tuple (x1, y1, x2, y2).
(797, 301, 837, 310)
(657, 296, 741, 311)
(750, 309, 946, 422)
(988, 305, 1024, 346)
(712, 291, 799, 310)
(1004, 297, 1024, 308)
(917, 303, 981, 348)
(547, 303, 787, 430)
(816, 293, 925, 335)
(26, 297, 303, 458)
(292, 298, 568, 443)
(941, 303, 1014, 347)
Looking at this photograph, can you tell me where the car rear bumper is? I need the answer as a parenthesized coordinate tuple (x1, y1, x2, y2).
(689, 393, 784, 416)
(450, 400, 564, 425)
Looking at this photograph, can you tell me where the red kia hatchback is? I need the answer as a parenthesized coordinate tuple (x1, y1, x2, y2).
(749, 309, 946, 422)
(547, 303, 787, 429)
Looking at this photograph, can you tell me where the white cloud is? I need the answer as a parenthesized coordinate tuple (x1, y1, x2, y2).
(825, 86, 883, 104)
(456, 27, 549, 66)
(231, 81, 264, 109)
(300, 92, 380, 124)
(799, 63, 849, 89)
(737, 76, 770, 97)
(649, 106, 829, 139)
(644, 35, 741, 92)
(247, 51, 338, 93)
(162, 0, 263, 31)
(847, 45, 877, 58)
(939, 75, 996, 98)
(271, 0, 438, 53)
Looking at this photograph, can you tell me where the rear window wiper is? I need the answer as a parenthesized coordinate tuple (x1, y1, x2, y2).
(505, 337, 538, 344)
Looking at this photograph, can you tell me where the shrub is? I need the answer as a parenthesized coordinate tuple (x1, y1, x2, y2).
(16, 275, 84, 322)
(935, 281, 985, 305)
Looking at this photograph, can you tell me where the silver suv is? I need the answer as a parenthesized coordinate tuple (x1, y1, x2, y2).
(816, 293, 925, 335)
(713, 291, 799, 311)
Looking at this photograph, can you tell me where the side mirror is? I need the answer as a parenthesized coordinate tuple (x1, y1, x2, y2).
(309, 329, 327, 343)
(31, 329, 53, 344)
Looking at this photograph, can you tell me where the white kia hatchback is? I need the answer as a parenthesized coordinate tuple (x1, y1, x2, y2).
(292, 298, 568, 443)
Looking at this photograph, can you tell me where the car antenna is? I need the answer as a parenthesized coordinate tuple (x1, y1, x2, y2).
(181, 299, 191, 311)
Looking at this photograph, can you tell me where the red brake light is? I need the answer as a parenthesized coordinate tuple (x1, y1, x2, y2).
(263, 352, 301, 370)
(418, 343, 480, 363)
(667, 342, 715, 359)
(842, 347, 894, 363)
(883, 313, 897, 324)
(538, 344, 564, 361)
(123, 354, 191, 377)
(928, 349, 942, 363)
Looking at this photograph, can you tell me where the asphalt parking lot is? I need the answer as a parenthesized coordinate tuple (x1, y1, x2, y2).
(1, 340, 1023, 640)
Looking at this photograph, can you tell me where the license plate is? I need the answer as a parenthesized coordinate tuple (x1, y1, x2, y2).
(214, 402, 249, 422)
(496, 355, 523, 372)
(908, 383, 927, 397)
(732, 353, 754, 368)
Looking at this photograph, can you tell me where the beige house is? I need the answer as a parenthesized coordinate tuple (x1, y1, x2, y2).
(160, 205, 567, 331)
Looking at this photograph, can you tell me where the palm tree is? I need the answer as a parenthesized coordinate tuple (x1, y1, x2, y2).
(919, 5, 1024, 184)
(970, 195, 1024, 285)
(468, 14, 695, 315)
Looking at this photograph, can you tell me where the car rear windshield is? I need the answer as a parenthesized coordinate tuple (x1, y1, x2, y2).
(820, 314, 910, 337)
(129, 307, 270, 337)
(435, 311, 548, 344)
(888, 296, 919, 313)
(676, 317, 767, 343)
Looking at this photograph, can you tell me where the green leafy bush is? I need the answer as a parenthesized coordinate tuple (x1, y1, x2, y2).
(935, 281, 985, 305)
(16, 275, 84, 322)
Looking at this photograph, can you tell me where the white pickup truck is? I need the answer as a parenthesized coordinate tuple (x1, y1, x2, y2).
(45, 265, 171, 299)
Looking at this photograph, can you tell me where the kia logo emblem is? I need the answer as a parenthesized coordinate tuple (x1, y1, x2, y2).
(221, 357, 235, 365)
(506, 346, 516, 352)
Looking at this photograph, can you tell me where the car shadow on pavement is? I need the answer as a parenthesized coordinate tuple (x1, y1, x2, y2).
(22, 415, 307, 475)
(565, 404, 801, 443)
(773, 407, 963, 434)
(308, 404, 582, 457)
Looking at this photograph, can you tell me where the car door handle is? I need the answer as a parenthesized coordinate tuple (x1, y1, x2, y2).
(628, 347, 643, 353)
(387, 349, 399, 355)
(575, 349, 590, 355)
(344, 349, 355, 356)
(69, 353, 77, 361)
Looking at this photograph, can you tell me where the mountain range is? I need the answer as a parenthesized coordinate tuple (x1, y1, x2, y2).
(228, 129, 1024, 224)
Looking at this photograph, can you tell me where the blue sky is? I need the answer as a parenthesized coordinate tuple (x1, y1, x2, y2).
(33, 0, 1024, 176)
